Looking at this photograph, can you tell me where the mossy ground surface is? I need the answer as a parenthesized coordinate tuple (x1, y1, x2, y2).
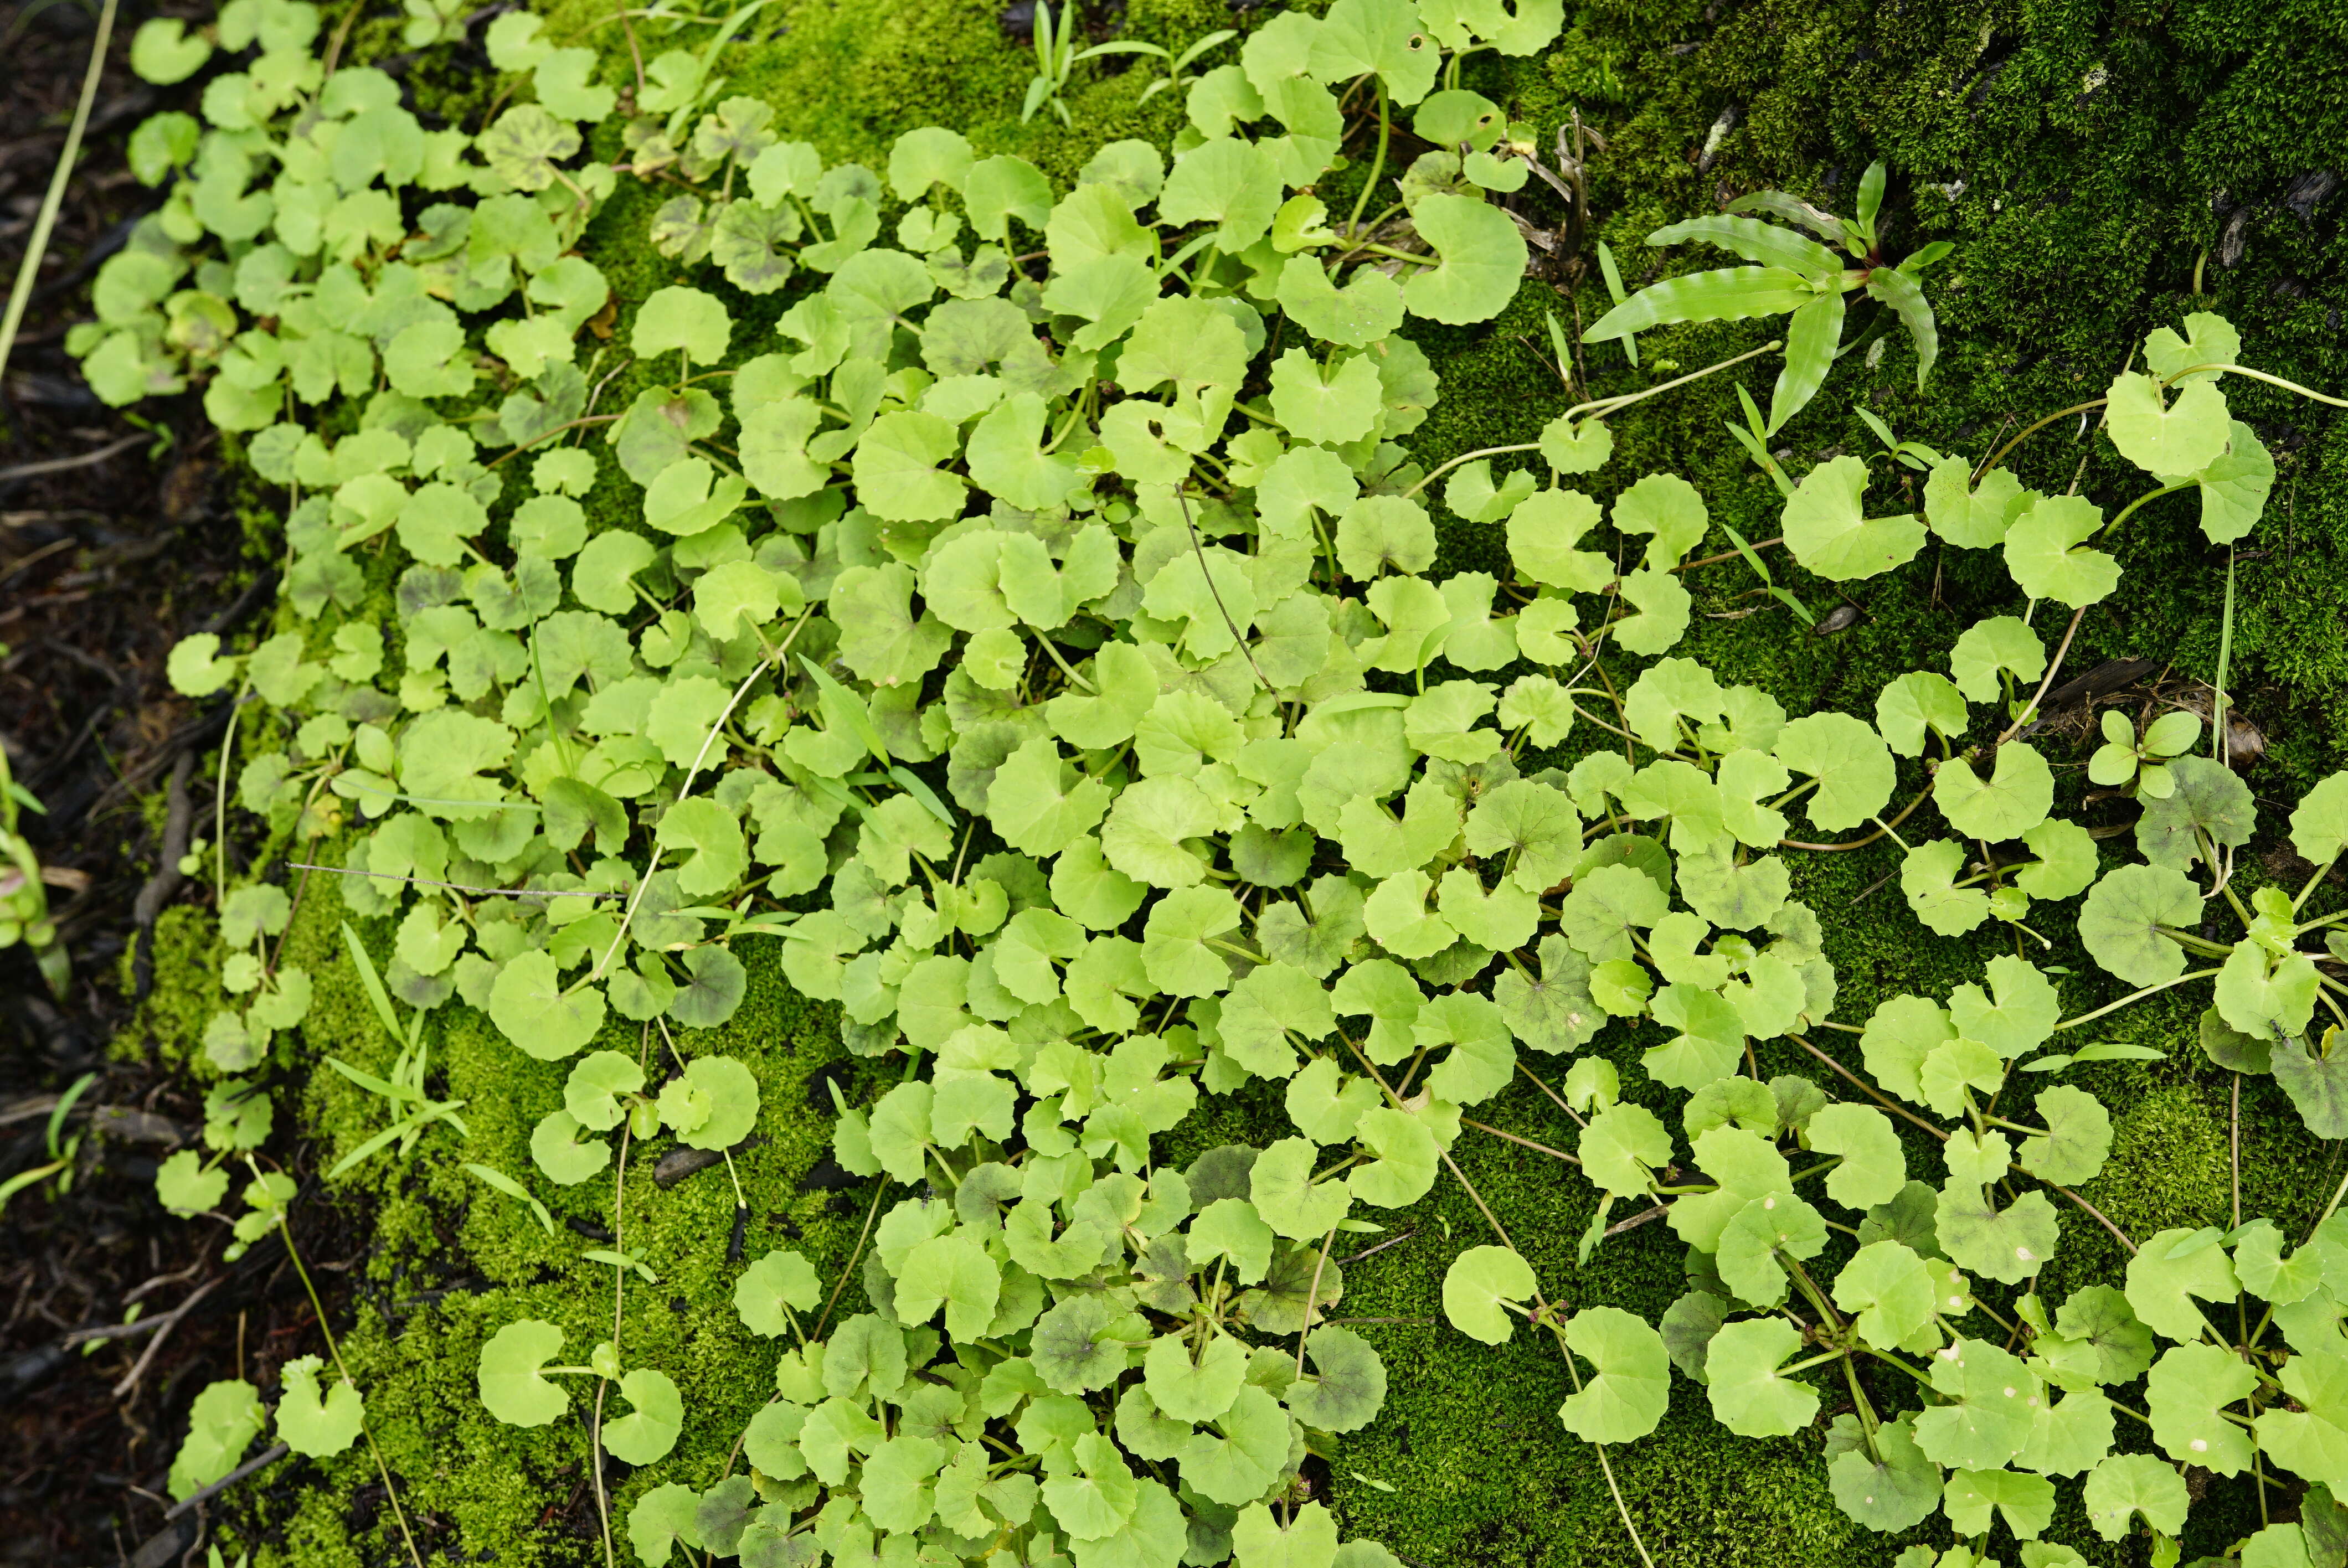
(135, 0, 2348, 1562)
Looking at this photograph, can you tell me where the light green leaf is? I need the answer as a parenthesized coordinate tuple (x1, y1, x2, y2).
(490, 950, 605, 1060)
(1781, 455, 1924, 580)
(2145, 1342, 2257, 1475)
(1250, 1136, 1351, 1239)
(1934, 742, 2053, 839)
(1913, 1338, 2041, 1471)
(2081, 1452, 2189, 1541)
(2105, 370, 2229, 476)
(1441, 1245, 1536, 1345)
(275, 1355, 364, 1458)
(2003, 493, 2119, 607)
(1806, 1103, 1907, 1209)
(1556, 1307, 1670, 1443)
(602, 1369, 683, 1465)
(1832, 1241, 1937, 1347)
(1949, 615, 2045, 704)
(1400, 195, 1526, 324)
(631, 285, 731, 366)
(1773, 712, 1895, 832)
(1705, 1317, 1819, 1437)
(477, 1319, 568, 1426)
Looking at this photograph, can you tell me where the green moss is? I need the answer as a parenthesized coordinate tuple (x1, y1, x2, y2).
(163, 0, 2348, 1562)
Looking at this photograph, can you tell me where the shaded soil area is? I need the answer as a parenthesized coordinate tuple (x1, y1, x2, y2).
(0, 4, 356, 1564)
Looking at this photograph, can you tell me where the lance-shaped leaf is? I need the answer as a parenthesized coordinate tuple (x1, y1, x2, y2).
(1767, 290, 1845, 434)
(1585, 266, 1820, 342)
(1647, 213, 1844, 274)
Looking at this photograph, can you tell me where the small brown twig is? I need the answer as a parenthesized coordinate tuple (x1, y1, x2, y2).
(162, 1443, 290, 1520)
(111, 1277, 222, 1399)
(1336, 1228, 1417, 1267)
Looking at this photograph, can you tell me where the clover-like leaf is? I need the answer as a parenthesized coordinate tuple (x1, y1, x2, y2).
(477, 1319, 569, 1427)
(1773, 712, 1896, 832)
(1556, 1307, 1670, 1443)
(2105, 370, 2230, 476)
(275, 1355, 364, 1458)
(1705, 1317, 1819, 1437)
(1781, 455, 1924, 580)
(1441, 1245, 1536, 1345)
(1934, 742, 2053, 840)
(1400, 194, 1526, 324)
(734, 1248, 821, 1338)
(601, 1369, 683, 1466)
(2082, 1452, 2191, 1541)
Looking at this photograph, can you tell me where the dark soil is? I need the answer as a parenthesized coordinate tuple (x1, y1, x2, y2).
(0, 4, 352, 1563)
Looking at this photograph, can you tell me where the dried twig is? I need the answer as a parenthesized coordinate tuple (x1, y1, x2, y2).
(111, 1277, 222, 1399)
(162, 1443, 289, 1520)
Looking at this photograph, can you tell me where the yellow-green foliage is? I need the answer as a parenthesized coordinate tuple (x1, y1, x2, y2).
(132, 0, 2348, 1563)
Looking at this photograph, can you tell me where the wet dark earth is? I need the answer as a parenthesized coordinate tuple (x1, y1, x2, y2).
(0, 4, 362, 1562)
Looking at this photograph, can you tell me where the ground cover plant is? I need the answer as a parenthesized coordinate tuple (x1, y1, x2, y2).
(18, 0, 2348, 1564)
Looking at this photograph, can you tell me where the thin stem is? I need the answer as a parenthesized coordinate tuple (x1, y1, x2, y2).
(1295, 1225, 1339, 1376)
(1461, 1116, 1582, 1165)
(1398, 442, 1544, 502)
(585, 608, 813, 987)
(1995, 604, 2089, 743)
(2046, 1182, 2138, 1255)
(1562, 339, 1783, 424)
(2159, 363, 2348, 408)
(1786, 1034, 1950, 1141)
(2103, 479, 2197, 535)
(2053, 969, 2223, 1030)
(1346, 80, 1392, 241)
(1779, 785, 1931, 853)
(1674, 536, 1784, 575)
(815, 1178, 889, 1340)
(0, 0, 117, 383)
(215, 689, 248, 909)
(271, 1194, 425, 1568)
(2213, 548, 2236, 764)
(1974, 400, 2106, 481)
